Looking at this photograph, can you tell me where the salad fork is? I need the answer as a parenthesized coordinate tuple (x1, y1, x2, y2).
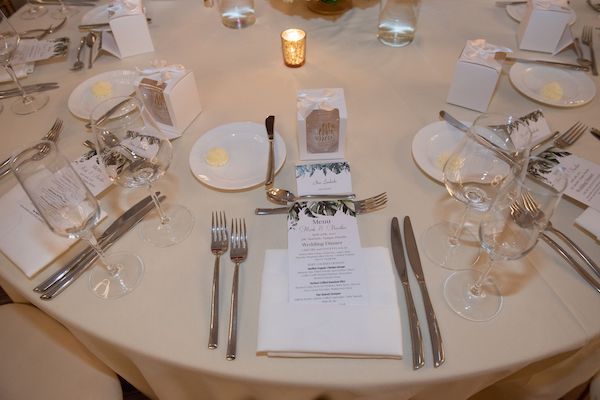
(554, 122, 587, 148)
(582, 25, 598, 76)
(226, 218, 247, 360)
(209, 211, 228, 350)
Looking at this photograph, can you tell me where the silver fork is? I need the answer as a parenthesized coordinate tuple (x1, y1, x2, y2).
(226, 218, 247, 361)
(521, 191, 600, 281)
(255, 192, 388, 215)
(0, 118, 63, 179)
(209, 211, 228, 350)
(582, 25, 598, 76)
(554, 122, 587, 148)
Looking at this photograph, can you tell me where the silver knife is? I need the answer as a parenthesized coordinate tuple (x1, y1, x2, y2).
(403, 216, 445, 368)
(0, 83, 59, 96)
(39, 196, 164, 300)
(495, 52, 589, 72)
(0, 84, 59, 100)
(78, 18, 152, 30)
(391, 217, 424, 370)
(34, 194, 158, 293)
(265, 115, 275, 189)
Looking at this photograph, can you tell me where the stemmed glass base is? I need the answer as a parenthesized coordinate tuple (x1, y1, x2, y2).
(11, 93, 49, 115)
(89, 252, 144, 300)
(51, 6, 78, 19)
(139, 203, 194, 248)
(423, 222, 481, 270)
(20, 5, 48, 19)
(443, 269, 503, 322)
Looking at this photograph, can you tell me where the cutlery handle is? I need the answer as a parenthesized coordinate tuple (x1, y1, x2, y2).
(402, 282, 425, 369)
(589, 44, 598, 76)
(40, 251, 98, 300)
(255, 207, 289, 215)
(299, 194, 356, 201)
(208, 255, 220, 349)
(226, 262, 240, 360)
(548, 227, 600, 280)
(418, 281, 444, 367)
(541, 234, 600, 293)
(265, 116, 275, 188)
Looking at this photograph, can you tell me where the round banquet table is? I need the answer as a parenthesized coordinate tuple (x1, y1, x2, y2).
(1, 1, 599, 399)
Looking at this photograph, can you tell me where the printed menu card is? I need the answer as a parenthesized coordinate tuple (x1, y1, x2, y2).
(287, 201, 367, 305)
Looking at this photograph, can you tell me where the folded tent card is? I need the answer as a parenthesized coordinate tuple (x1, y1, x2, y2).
(100, 0, 154, 59)
(517, 0, 574, 54)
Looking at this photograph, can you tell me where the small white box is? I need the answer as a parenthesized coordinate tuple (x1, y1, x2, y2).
(446, 40, 503, 113)
(297, 88, 347, 161)
(136, 69, 202, 138)
(107, 0, 154, 58)
(517, 0, 572, 54)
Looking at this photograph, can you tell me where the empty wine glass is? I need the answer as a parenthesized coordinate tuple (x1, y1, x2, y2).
(11, 140, 144, 300)
(0, 9, 49, 115)
(443, 167, 567, 322)
(20, 1, 48, 20)
(51, 0, 79, 19)
(92, 96, 194, 247)
(422, 113, 532, 270)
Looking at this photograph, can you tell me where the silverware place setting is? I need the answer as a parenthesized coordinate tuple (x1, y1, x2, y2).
(256, 192, 388, 215)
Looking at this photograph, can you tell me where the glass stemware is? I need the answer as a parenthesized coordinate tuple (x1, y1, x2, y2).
(443, 167, 568, 322)
(51, 0, 79, 19)
(422, 113, 532, 270)
(20, 1, 48, 20)
(0, 9, 49, 115)
(92, 96, 194, 247)
(11, 140, 144, 300)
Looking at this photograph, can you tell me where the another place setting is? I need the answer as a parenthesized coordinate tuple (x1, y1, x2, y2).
(0, 0, 599, 399)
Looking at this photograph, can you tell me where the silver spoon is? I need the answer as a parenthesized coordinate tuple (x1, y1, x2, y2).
(266, 187, 355, 205)
(71, 36, 86, 71)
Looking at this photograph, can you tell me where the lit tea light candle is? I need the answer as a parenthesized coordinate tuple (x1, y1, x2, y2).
(281, 28, 306, 67)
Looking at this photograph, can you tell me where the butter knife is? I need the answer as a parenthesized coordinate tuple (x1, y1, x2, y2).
(404, 217, 445, 368)
(265, 115, 275, 189)
(39, 196, 164, 300)
(391, 217, 424, 370)
(495, 52, 589, 71)
(34, 194, 158, 293)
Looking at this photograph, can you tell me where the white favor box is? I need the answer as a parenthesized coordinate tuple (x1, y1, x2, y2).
(297, 88, 347, 161)
(447, 53, 501, 113)
(517, 1, 572, 53)
(137, 70, 202, 138)
(109, 13, 154, 58)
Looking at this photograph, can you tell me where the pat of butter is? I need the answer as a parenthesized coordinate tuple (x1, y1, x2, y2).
(91, 81, 113, 99)
(205, 147, 229, 167)
(540, 81, 563, 101)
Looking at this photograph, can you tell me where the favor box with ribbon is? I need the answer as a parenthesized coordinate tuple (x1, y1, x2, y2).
(105, 0, 154, 58)
(447, 40, 510, 113)
(517, 0, 573, 54)
(297, 88, 347, 161)
(136, 65, 202, 139)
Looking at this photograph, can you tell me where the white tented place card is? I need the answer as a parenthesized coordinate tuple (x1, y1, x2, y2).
(517, 0, 573, 54)
(516, 109, 552, 145)
(295, 161, 352, 196)
(101, 0, 154, 59)
(287, 201, 367, 305)
(529, 149, 600, 210)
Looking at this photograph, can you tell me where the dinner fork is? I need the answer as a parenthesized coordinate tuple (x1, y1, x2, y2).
(0, 118, 62, 179)
(209, 211, 228, 350)
(226, 218, 247, 361)
(521, 191, 600, 280)
(582, 25, 598, 76)
(255, 192, 388, 215)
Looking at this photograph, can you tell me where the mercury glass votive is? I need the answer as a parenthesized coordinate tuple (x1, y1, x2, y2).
(281, 29, 306, 67)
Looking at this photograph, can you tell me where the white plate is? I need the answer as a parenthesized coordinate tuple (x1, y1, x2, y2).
(68, 70, 140, 119)
(411, 121, 467, 183)
(80, 5, 110, 30)
(189, 122, 287, 190)
(506, 4, 576, 25)
(508, 63, 596, 107)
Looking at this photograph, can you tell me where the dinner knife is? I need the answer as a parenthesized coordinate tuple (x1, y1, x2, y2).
(34, 194, 158, 293)
(78, 18, 152, 30)
(0, 84, 59, 100)
(391, 217, 424, 370)
(39, 196, 164, 300)
(495, 52, 590, 72)
(0, 82, 59, 97)
(403, 217, 445, 368)
(265, 115, 275, 189)
(85, 92, 136, 129)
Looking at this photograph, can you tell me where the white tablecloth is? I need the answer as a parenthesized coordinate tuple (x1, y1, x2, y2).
(0, 1, 599, 399)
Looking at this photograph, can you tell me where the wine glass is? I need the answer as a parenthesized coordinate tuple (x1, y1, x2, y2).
(443, 166, 568, 322)
(11, 140, 144, 300)
(92, 96, 194, 247)
(51, 0, 79, 19)
(20, 1, 48, 20)
(422, 113, 532, 270)
(0, 9, 49, 115)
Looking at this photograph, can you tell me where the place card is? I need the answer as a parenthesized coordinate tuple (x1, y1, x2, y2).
(517, 0, 573, 54)
(71, 150, 112, 197)
(101, 0, 154, 59)
(11, 37, 69, 65)
(529, 149, 600, 210)
(516, 109, 552, 145)
(295, 161, 352, 196)
(287, 201, 367, 305)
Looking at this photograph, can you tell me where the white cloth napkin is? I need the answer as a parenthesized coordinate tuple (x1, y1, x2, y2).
(575, 208, 600, 241)
(257, 247, 403, 358)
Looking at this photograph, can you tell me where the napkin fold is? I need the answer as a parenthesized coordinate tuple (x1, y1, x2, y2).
(575, 208, 600, 241)
(257, 247, 403, 358)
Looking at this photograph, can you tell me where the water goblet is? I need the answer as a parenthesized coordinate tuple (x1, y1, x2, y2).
(92, 96, 194, 247)
(0, 9, 49, 115)
(20, 1, 48, 20)
(443, 168, 568, 322)
(51, 0, 79, 19)
(422, 113, 532, 270)
(11, 140, 144, 300)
